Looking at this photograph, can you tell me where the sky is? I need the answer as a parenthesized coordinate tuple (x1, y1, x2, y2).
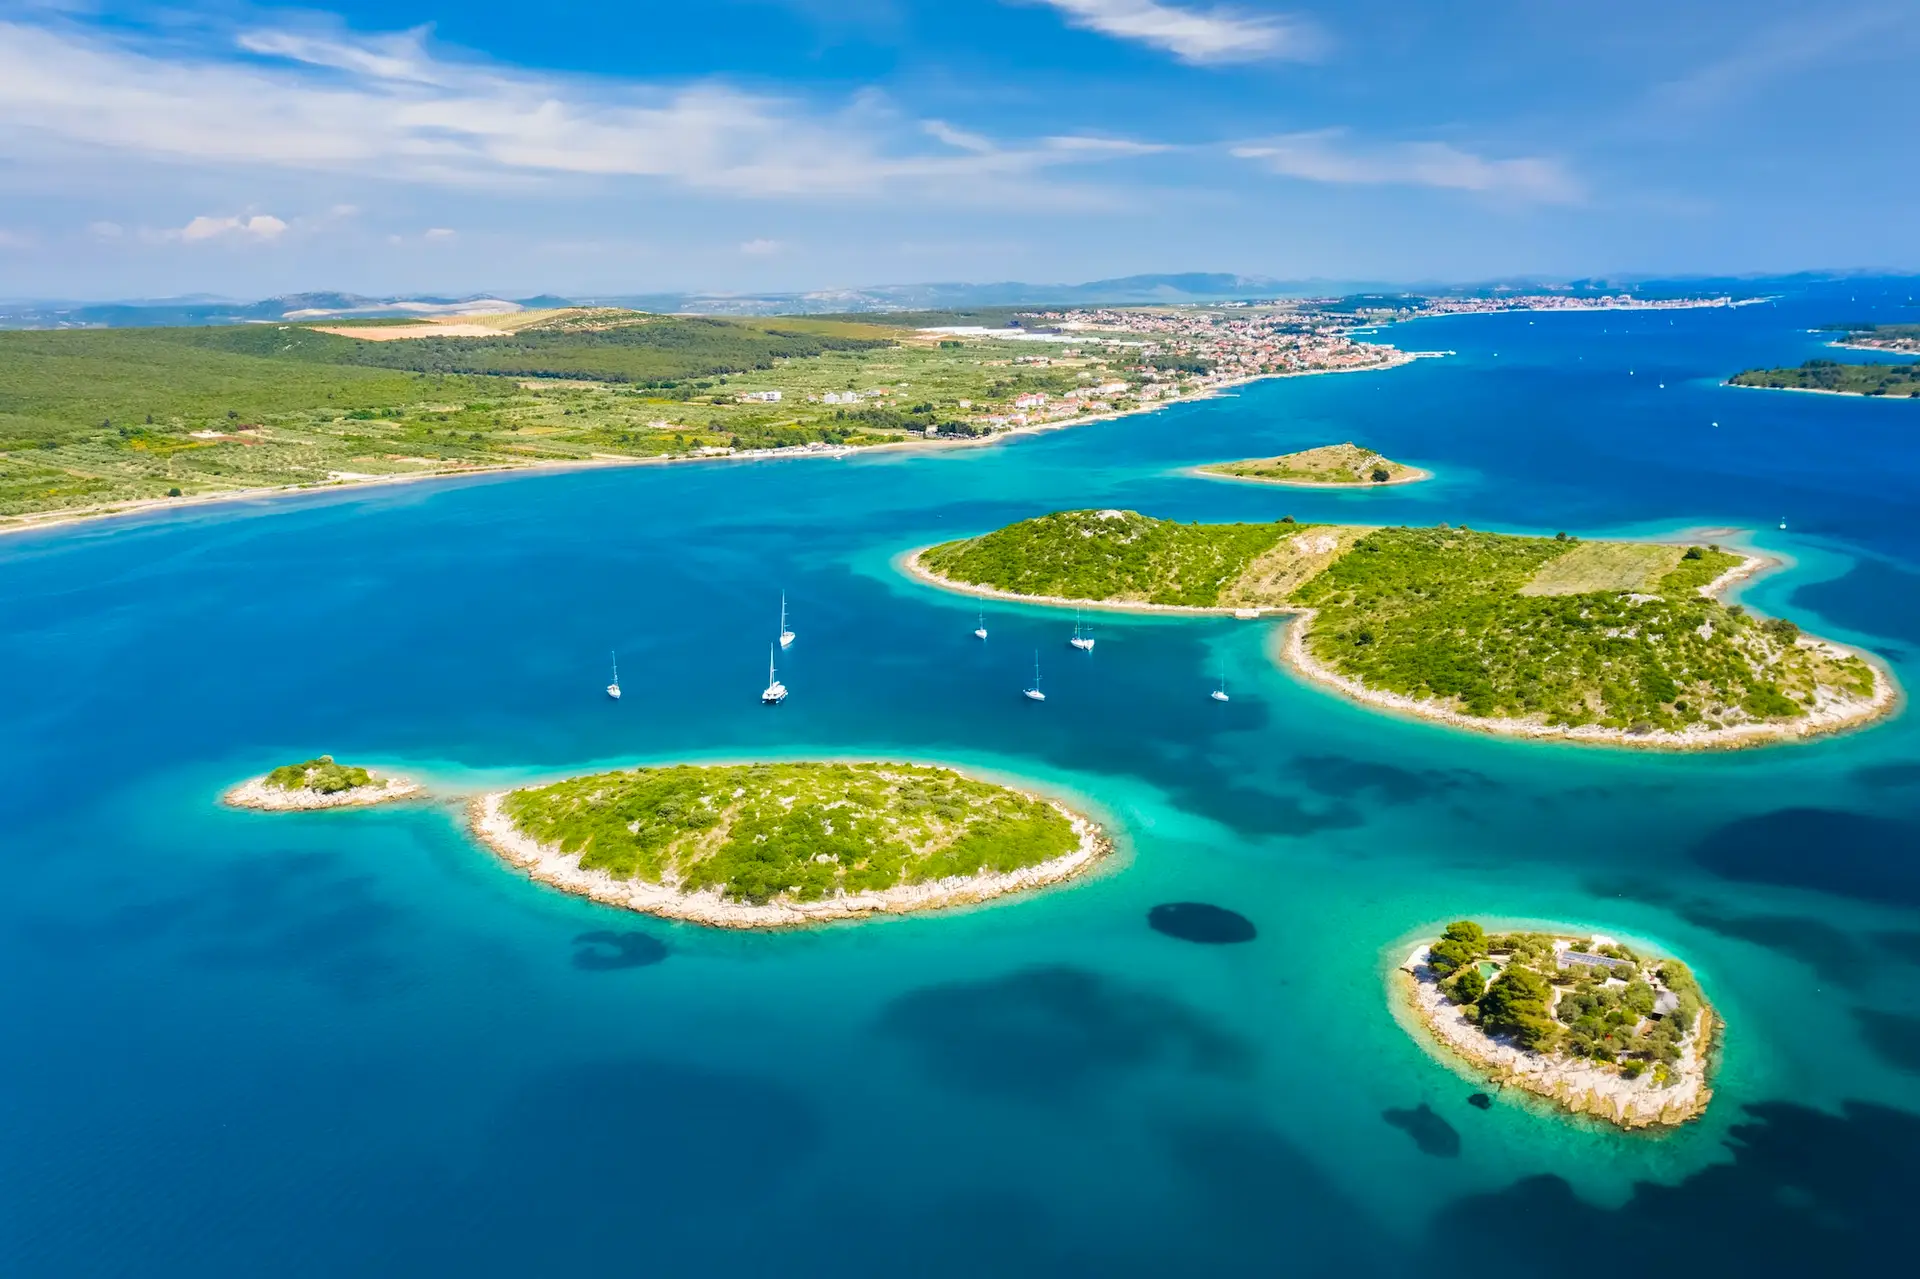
(0, 0, 1916, 299)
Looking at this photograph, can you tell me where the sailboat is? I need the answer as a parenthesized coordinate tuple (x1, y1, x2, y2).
(1023, 651, 1046, 702)
(606, 651, 622, 701)
(1069, 610, 1095, 652)
(1778, 517, 1788, 531)
(761, 644, 788, 704)
(778, 593, 795, 649)
(974, 610, 988, 641)
(1211, 671, 1229, 703)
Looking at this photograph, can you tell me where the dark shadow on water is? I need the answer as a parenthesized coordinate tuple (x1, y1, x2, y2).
(1160, 779, 1363, 837)
(1467, 1092, 1493, 1110)
(1794, 557, 1920, 645)
(1292, 753, 1488, 805)
(571, 929, 668, 970)
(875, 964, 1252, 1101)
(1854, 1008, 1920, 1075)
(1851, 761, 1920, 791)
(1147, 902, 1257, 944)
(1584, 876, 1872, 986)
(1426, 1100, 1920, 1270)
(1689, 807, 1920, 905)
(1871, 930, 1920, 964)
(1382, 1103, 1461, 1157)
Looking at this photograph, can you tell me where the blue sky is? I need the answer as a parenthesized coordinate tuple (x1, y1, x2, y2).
(1, 0, 1915, 298)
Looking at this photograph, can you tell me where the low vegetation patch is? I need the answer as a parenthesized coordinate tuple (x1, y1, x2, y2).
(1200, 441, 1422, 485)
(265, 756, 375, 794)
(1730, 359, 1920, 396)
(498, 762, 1081, 905)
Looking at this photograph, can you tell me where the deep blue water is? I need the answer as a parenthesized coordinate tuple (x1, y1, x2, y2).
(4, 282, 1919, 1275)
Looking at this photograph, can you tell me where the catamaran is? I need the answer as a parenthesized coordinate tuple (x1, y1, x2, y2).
(606, 651, 622, 701)
(1023, 651, 1046, 702)
(761, 644, 788, 704)
(974, 610, 988, 641)
(1069, 610, 1095, 652)
(1211, 672, 1229, 703)
(778, 593, 795, 649)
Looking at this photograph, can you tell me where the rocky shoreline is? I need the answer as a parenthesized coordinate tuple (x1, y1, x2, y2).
(1396, 941, 1714, 1130)
(223, 773, 423, 811)
(467, 788, 1113, 929)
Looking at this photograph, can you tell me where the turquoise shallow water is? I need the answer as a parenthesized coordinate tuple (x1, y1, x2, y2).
(4, 286, 1920, 1274)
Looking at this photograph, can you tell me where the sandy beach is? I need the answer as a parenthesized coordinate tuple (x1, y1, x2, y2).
(466, 783, 1113, 929)
(223, 772, 424, 811)
(1395, 942, 1714, 1130)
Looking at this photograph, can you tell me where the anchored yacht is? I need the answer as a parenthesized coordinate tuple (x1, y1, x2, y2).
(606, 651, 622, 701)
(1069, 611, 1095, 652)
(1023, 652, 1046, 702)
(974, 610, 988, 641)
(778, 593, 795, 649)
(761, 645, 788, 704)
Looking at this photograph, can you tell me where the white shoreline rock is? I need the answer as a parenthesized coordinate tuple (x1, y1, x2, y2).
(223, 773, 423, 811)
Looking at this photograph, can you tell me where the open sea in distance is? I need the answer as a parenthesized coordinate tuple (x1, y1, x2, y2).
(3, 280, 1918, 1275)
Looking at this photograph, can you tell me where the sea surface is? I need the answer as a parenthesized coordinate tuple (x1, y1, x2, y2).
(4, 282, 1919, 1275)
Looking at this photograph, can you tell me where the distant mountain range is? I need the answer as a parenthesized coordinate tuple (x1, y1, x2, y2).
(1, 271, 1903, 329)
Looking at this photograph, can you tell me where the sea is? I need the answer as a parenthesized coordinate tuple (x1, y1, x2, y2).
(3, 281, 1918, 1275)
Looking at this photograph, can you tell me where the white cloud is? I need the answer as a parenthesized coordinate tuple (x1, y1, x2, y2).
(1022, 0, 1320, 65)
(168, 213, 289, 243)
(0, 227, 34, 248)
(739, 238, 781, 255)
(0, 18, 1158, 198)
(88, 220, 123, 239)
(423, 226, 457, 240)
(1233, 131, 1582, 204)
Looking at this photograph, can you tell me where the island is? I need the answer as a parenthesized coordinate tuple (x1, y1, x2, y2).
(1824, 323, 1920, 356)
(224, 756, 422, 810)
(1196, 442, 1428, 487)
(1729, 359, 1920, 397)
(1397, 921, 1714, 1129)
(907, 510, 1894, 748)
(467, 761, 1109, 928)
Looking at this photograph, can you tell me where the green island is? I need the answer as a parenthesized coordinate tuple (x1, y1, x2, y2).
(911, 510, 1891, 747)
(1729, 358, 1920, 397)
(469, 761, 1109, 928)
(224, 755, 421, 810)
(0, 303, 1401, 531)
(1398, 921, 1715, 1129)
(1821, 322, 1920, 356)
(1197, 441, 1427, 486)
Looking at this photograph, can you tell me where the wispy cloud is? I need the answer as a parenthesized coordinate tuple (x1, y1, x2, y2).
(1650, 5, 1917, 113)
(0, 18, 1158, 198)
(168, 213, 289, 243)
(1019, 0, 1321, 65)
(1233, 131, 1582, 204)
(739, 238, 782, 255)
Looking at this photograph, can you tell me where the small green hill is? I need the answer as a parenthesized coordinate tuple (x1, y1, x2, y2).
(265, 756, 375, 794)
(498, 762, 1082, 905)
(919, 512, 1882, 735)
(1730, 359, 1920, 397)
(1200, 441, 1425, 485)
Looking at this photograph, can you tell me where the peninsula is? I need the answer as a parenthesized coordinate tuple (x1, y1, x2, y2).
(1196, 441, 1428, 487)
(908, 510, 1893, 748)
(1729, 358, 1920, 398)
(468, 761, 1109, 928)
(1824, 323, 1920, 356)
(1398, 921, 1715, 1129)
(224, 756, 422, 810)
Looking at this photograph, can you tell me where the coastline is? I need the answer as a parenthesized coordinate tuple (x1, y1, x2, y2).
(1726, 380, 1920, 401)
(466, 778, 1114, 929)
(901, 544, 1899, 751)
(223, 773, 424, 811)
(1828, 340, 1920, 357)
(0, 351, 1419, 543)
(1187, 463, 1432, 489)
(1394, 942, 1715, 1130)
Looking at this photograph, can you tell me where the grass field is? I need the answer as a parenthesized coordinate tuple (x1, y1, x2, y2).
(499, 761, 1081, 904)
(1201, 442, 1422, 486)
(1519, 541, 1682, 595)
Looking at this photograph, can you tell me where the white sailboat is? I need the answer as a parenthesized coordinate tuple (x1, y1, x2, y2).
(1068, 610, 1095, 652)
(778, 593, 795, 649)
(1210, 671, 1229, 703)
(974, 610, 988, 641)
(761, 644, 787, 704)
(1023, 651, 1046, 702)
(606, 651, 622, 701)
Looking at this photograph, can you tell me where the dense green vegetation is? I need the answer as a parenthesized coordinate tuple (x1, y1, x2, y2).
(924, 512, 1882, 734)
(499, 762, 1082, 905)
(1201, 441, 1420, 485)
(921, 509, 1294, 607)
(1730, 359, 1920, 396)
(1426, 921, 1707, 1079)
(265, 756, 374, 794)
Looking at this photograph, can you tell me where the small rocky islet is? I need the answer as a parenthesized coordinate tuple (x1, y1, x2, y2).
(223, 755, 422, 810)
(1398, 921, 1716, 1130)
(1198, 441, 1429, 486)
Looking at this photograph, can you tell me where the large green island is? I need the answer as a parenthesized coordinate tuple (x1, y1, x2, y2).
(1729, 358, 1920, 397)
(908, 510, 1894, 748)
(1196, 441, 1428, 487)
(1398, 922, 1715, 1129)
(469, 761, 1109, 927)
